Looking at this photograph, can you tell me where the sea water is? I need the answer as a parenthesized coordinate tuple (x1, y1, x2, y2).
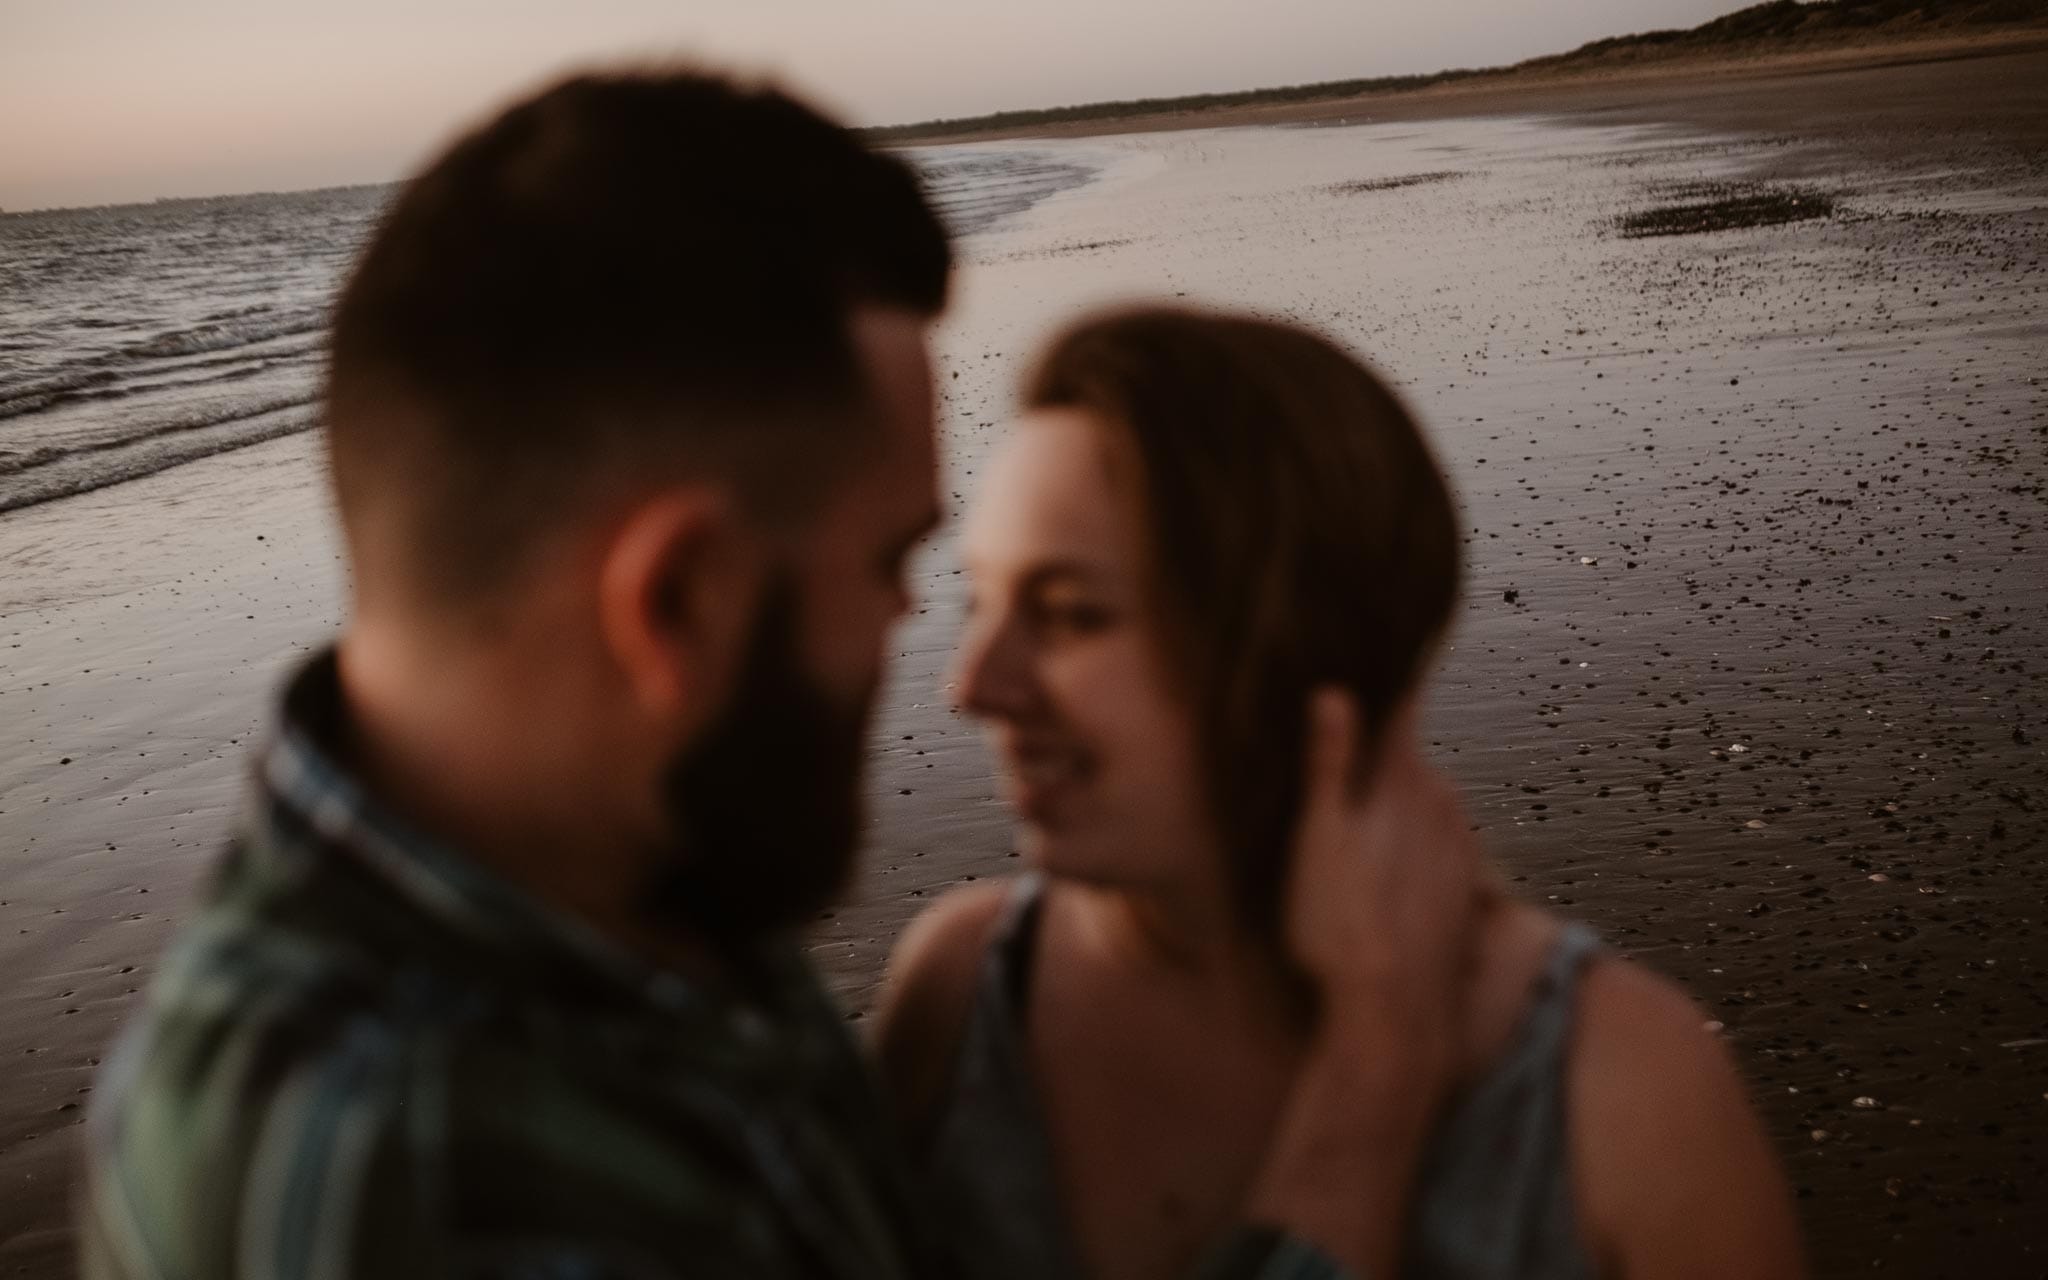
(0, 145, 1094, 516)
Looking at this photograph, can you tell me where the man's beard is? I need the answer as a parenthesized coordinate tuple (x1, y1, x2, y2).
(640, 576, 873, 948)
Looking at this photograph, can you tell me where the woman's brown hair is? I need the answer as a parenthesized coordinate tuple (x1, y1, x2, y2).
(1024, 306, 1462, 948)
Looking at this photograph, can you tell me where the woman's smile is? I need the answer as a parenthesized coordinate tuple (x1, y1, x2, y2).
(1003, 737, 1095, 822)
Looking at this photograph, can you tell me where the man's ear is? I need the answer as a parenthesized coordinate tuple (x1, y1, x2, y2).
(595, 491, 755, 722)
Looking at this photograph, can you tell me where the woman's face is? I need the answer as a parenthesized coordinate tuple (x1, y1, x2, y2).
(955, 408, 1221, 890)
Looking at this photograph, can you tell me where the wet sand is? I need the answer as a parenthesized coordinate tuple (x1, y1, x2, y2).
(5, 49, 2046, 1278)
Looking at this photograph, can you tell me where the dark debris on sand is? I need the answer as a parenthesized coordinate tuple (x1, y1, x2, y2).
(1327, 170, 1467, 195)
(1615, 182, 1839, 237)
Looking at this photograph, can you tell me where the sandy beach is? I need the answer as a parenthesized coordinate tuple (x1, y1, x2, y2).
(4, 44, 2046, 1279)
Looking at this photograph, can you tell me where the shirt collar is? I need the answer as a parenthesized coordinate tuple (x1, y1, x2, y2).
(254, 647, 818, 1036)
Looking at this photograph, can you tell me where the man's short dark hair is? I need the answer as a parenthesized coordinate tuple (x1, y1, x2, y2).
(326, 68, 951, 599)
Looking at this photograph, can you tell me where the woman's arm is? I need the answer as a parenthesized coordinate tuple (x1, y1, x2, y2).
(1571, 961, 1807, 1280)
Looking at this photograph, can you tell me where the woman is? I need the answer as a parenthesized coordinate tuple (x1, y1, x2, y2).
(876, 307, 1803, 1280)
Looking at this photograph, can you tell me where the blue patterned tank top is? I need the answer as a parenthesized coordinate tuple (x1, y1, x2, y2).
(922, 876, 1603, 1280)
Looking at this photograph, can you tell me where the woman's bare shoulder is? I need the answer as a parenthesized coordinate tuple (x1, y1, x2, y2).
(881, 880, 1016, 1014)
(871, 880, 1020, 1141)
(1567, 948, 1805, 1278)
(1569, 952, 1765, 1156)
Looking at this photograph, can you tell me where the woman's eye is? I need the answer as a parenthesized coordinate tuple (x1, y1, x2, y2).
(1037, 599, 1113, 633)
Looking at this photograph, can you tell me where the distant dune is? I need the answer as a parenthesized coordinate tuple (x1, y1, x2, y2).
(1526, 0, 2048, 67)
(868, 0, 2048, 142)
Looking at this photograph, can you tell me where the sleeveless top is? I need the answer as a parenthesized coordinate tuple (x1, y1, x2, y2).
(923, 877, 1603, 1280)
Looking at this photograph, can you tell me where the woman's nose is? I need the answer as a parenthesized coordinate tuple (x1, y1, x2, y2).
(954, 611, 1037, 720)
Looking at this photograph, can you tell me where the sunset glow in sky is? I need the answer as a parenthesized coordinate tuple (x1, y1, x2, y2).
(1, 0, 1743, 210)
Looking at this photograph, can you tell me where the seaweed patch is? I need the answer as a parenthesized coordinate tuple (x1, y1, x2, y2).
(1615, 183, 1837, 237)
(1326, 170, 1466, 195)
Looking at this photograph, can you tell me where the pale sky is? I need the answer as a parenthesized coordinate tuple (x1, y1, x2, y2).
(0, 0, 1740, 210)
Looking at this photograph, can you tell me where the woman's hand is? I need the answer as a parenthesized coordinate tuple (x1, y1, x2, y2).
(1285, 689, 1487, 1090)
(1245, 689, 1489, 1275)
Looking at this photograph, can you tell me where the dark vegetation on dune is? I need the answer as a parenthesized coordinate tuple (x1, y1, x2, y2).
(1533, 0, 2048, 69)
(867, 0, 2048, 142)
